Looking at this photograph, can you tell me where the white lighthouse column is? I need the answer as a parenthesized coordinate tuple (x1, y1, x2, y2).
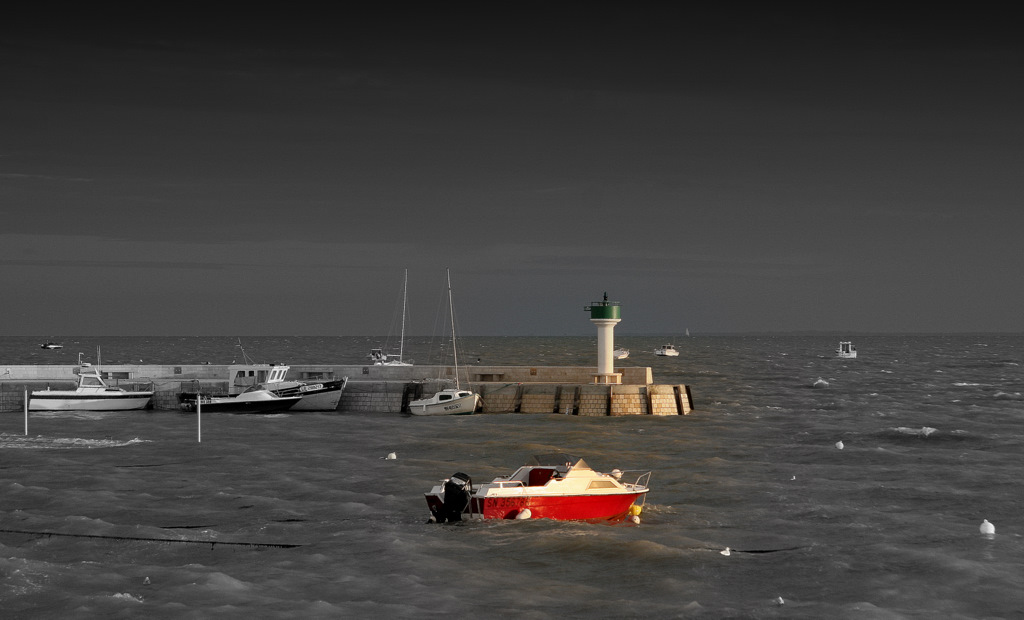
(592, 318, 621, 378)
(585, 293, 622, 385)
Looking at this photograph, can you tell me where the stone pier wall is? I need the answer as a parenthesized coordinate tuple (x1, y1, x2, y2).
(0, 364, 695, 416)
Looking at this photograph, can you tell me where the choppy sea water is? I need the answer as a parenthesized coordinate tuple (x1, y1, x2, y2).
(1, 334, 1022, 618)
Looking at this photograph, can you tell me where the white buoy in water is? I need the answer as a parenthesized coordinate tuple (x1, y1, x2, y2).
(384, 452, 397, 460)
(143, 577, 151, 585)
(835, 441, 845, 450)
(628, 515, 640, 524)
(980, 519, 995, 535)
(774, 597, 785, 606)
(720, 547, 731, 556)
(515, 508, 532, 520)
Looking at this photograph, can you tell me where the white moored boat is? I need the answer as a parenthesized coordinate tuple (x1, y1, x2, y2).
(408, 388, 479, 416)
(30, 366, 153, 411)
(613, 347, 629, 360)
(836, 341, 857, 359)
(408, 269, 480, 416)
(370, 269, 414, 367)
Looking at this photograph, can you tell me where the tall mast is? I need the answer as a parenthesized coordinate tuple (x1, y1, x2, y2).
(447, 268, 460, 389)
(398, 268, 408, 363)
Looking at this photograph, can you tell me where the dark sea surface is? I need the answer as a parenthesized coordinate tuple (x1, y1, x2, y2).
(1, 334, 1022, 618)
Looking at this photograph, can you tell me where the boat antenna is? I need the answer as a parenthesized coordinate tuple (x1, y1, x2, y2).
(237, 338, 255, 365)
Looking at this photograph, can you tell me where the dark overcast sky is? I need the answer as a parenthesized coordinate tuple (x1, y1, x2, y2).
(2, 7, 1022, 336)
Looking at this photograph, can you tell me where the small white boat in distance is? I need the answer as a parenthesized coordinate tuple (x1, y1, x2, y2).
(30, 366, 153, 411)
(613, 347, 629, 360)
(654, 344, 679, 357)
(40, 342, 63, 350)
(836, 341, 857, 359)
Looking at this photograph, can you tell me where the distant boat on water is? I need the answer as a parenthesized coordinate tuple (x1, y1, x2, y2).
(654, 344, 679, 357)
(836, 341, 857, 359)
(40, 342, 63, 350)
(613, 347, 629, 360)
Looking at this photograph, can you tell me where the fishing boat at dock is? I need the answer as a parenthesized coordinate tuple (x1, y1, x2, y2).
(29, 365, 153, 411)
(426, 454, 651, 524)
(179, 363, 347, 411)
(178, 387, 302, 414)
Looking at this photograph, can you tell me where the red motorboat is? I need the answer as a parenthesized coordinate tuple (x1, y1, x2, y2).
(425, 454, 651, 524)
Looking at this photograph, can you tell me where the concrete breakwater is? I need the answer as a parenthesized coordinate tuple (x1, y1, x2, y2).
(0, 364, 694, 416)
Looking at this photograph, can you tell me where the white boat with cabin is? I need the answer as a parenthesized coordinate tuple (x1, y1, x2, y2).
(408, 270, 480, 416)
(654, 344, 679, 357)
(613, 347, 629, 360)
(30, 365, 153, 411)
(836, 341, 857, 359)
(180, 364, 346, 411)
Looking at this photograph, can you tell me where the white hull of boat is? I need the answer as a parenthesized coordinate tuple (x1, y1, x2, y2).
(409, 389, 479, 416)
(29, 393, 152, 411)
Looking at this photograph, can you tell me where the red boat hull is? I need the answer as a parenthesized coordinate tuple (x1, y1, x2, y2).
(426, 491, 644, 523)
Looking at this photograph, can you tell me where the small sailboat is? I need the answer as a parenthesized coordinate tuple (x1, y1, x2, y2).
(408, 270, 480, 416)
(370, 269, 413, 366)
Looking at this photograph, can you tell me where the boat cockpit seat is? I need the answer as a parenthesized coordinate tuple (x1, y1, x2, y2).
(528, 468, 557, 487)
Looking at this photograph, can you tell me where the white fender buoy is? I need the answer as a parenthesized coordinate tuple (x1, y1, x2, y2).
(720, 547, 731, 556)
(628, 515, 640, 524)
(835, 441, 844, 450)
(384, 452, 397, 460)
(980, 519, 995, 535)
(515, 508, 532, 520)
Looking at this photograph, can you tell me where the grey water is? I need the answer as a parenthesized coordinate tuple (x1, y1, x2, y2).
(1, 334, 1022, 618)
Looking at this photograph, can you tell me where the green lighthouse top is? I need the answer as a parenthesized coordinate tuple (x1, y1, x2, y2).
(584, 292, 621, 319)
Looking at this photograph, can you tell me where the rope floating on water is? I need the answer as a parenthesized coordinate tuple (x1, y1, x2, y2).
(0, 528, 303, 548)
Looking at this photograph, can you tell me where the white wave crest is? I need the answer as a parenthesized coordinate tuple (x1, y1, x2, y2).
(894, 426, 938, 437)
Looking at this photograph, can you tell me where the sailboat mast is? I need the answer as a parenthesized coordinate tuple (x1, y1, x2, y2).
(398, 268, 408, 363)
(447, 269, 460, 389)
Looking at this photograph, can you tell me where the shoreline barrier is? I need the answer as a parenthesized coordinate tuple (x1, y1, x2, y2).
(0, 364, 694, 416)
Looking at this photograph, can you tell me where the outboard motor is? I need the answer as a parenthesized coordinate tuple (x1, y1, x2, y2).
(434, 472, 472, 523)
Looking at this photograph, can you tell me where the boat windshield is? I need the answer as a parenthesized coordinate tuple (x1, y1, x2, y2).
(525, 454, 590, 470)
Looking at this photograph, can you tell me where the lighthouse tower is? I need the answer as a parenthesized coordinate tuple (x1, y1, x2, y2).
(585, 293, 622, 384)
